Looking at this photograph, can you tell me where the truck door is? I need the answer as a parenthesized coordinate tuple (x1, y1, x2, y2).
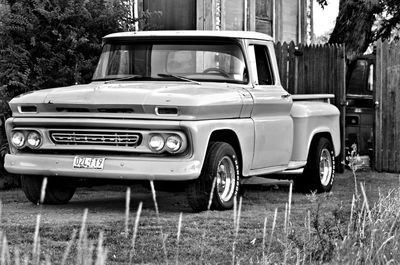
(247, 42, 293, 170)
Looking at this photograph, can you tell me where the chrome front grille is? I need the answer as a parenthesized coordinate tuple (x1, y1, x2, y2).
(49, 130, 141, 147)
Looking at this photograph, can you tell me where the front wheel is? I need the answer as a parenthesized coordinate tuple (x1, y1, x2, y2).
(186, 142, 240, 212)
(21, 175, 76, 204)
(294, 137, 335, 193)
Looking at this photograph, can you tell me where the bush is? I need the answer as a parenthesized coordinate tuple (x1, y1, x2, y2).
(0, 0, 161, 190)
(0, 0, 159, 111)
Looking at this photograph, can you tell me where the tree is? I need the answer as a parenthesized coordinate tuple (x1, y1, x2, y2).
(328, 0, 400, 60)
(374, 0, 400, 41)
(328, 0, 381, 60)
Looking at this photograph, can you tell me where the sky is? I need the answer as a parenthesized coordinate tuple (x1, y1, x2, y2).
(313, 0, 340, 36)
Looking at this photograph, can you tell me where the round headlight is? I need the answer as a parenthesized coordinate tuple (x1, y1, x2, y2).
(148, 135, 165, 151)
(11, 131, 25, 148)
(166, 135, 182, 152)
(27, 131, 42, 148)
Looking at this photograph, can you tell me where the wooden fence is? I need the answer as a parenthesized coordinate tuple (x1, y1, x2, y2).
(274, 42, 346, 106)
(274, 42, 347, 165)
(375, 40, 400, 172)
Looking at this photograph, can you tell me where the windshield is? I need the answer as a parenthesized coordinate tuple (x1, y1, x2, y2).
(92, 41, 248, 84)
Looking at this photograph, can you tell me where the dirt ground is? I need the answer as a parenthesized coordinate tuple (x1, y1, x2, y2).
(1, 170, 398, 227)
(0, 170, 399, 264)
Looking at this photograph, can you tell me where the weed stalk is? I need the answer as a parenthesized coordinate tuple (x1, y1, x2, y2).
(231, 196, 242, 265)
(32, 214, 41, 262)
(200, 178, 216, 263)
(129, 202, 143, 265)
(77, 209, 88, 265)
(125, 187, 131, 237)
(149, 180, 168, 263)
(266, 208, 278, 256)
(175, 212, 183, 265)
(262, 216, 267, 263)
(61, 229, 77, 265)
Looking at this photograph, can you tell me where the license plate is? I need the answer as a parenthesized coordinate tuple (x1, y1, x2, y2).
(73, 156, 105, 170)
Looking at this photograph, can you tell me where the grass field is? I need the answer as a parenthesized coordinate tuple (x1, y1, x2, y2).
(1, 169, 400, 264)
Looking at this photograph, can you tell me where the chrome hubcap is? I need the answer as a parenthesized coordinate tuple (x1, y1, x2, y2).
(216, 156, 236, 202)
(319, 148, 333, 186)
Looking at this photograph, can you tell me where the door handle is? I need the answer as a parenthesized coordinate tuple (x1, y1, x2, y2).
(281, 94, 291, 99)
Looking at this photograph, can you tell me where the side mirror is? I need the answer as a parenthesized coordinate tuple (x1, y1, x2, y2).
(294, 47, 303, 56)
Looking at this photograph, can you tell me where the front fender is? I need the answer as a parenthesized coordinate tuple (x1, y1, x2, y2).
(180, 119, 254, 177)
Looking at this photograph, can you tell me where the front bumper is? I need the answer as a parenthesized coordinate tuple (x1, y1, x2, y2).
(5, 154, 202, 181)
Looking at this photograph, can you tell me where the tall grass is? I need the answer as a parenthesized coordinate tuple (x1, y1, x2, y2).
(0, 205, 107, 265)
(3, 171, 400, 264)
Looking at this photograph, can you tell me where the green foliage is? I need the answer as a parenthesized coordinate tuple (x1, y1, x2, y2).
(0, 0, 159, 109)
(327, 0, 400, 58)
(375, 0, 400, 41)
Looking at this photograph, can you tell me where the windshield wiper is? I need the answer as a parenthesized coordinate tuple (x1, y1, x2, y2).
(103, 75, 143, 84)
(158, 73, 201, 85)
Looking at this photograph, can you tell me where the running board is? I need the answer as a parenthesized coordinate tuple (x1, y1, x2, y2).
(276, 161, 306, 175)
(243, 161, 306, 179)
(278, 168, 304, 174)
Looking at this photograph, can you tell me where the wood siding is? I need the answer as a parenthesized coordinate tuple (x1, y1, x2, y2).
(143, 0, 196, 30)
(256, 0, 273, 35)
(224, 0, 245, 30)
(195, 0, 310, 43)
(281, 0, 298, 42)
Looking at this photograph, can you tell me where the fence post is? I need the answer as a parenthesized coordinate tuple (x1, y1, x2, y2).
(374, 39, 381, 171)
(288, 42, 296, 94)
(338, 44, 346, 171)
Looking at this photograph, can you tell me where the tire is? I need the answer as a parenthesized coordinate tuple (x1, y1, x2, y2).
(0, 142, 9, 177)
(21, 175, 76, 204)
(0, 142, 20, 188)
(295, 137, 335, 193)
(186, 142, 240, 212)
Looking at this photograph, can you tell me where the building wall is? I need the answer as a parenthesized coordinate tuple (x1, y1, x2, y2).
(197, 0, 310, 43)
(256, 0, 273, 36)
(281, 0, 299, 42)
(139, 0, 312, 43)
(271, 0, 309, 43)
(142, 0, 196, 30)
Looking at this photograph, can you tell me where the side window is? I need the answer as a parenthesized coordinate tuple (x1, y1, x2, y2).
(252, 45, 274, 85)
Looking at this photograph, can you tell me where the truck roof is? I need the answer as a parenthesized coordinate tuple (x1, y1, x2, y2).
(103, 30, 274, 42)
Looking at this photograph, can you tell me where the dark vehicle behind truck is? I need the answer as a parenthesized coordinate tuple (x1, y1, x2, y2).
(345, 55, 375, 166)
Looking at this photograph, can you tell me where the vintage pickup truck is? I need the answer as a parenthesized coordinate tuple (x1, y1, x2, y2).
(4, 31, 340, 211)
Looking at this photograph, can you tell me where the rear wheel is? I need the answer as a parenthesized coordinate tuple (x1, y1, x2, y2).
(294, 137, 335, 193)
(21, 175, 76, 204)
(186, 142, 240, 212)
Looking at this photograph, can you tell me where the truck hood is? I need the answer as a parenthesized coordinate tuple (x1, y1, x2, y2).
(9, 82, 253, 120)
